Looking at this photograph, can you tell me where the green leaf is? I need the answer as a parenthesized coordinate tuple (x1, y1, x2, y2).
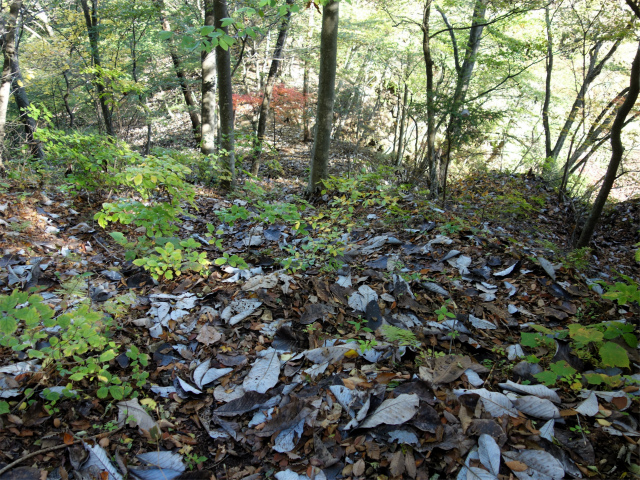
(99, 349, 117, 362)
(0, 316, 17, 335)
(549, 361, 576, 377)
(109, 385, 124, 400)
(214, 257, 227, 265)
(97, 386, 109, 399)
(158, 31, 173, 40)
(221, 17, 234, 27)
(533, 370, 557, 386)
(599, 342, 629, 368)
(0, 401, 9, 415)
(219, 38, 228, 51)
(568, 324, 603, 346)
(584, 373, 604, 385)
(520, 332, 540, 348)
(622, 333, 638, 348)
(200, 26, 215, 36)
(133, 174, 143, 185)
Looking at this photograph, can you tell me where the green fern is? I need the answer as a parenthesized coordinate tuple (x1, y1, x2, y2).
(381, 324, 421, 348)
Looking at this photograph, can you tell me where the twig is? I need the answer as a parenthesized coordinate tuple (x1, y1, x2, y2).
(0, 427, 124, 476)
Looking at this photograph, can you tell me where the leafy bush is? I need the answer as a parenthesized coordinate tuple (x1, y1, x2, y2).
(0, 290, 149, 413)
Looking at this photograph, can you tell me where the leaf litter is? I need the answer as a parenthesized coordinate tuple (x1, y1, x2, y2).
(0, 168, 638, 480)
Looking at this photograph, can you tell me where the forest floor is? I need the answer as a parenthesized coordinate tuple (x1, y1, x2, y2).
(0, 128, 639, 480)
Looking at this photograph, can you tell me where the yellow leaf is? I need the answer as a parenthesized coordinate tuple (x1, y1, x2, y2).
(133, 173, 143, 185)
(141, 398, 157, 409)
(344, 349, 359, 358)
(17, 80, 23, 87)
(597, 419, 612, 426)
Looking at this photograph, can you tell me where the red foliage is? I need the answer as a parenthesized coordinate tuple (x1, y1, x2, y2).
(233, 93, 262, 116)
(271, 84, 308, 124)
(232, 85, 311, 124)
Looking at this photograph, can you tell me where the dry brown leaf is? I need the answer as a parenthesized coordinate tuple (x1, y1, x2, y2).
(433, 355, 472, 384)
(352, 458, 366, 477)
(405, 451, 417, 479)
(389, 450, 405, 478)
(505, 460, 528, 472)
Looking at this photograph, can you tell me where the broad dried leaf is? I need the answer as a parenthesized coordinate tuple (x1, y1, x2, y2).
(575, 391, 599, 416)
(358, 394, 419, 429)
(513, 396, 560, 420)
(433, 355, 473, 384)
(454, 388, 518, 418)
(243, 348, 280, 393)
(537, 257, 556, 280)
(469, 314, 497, 330)
(83, 443, 123, 480)
(478, 434, 501, 476)
(117, 398, 158, 433)
(498, 381, 561, 404)
(502, 450, 564, 480)
(539, 419, 554, 441)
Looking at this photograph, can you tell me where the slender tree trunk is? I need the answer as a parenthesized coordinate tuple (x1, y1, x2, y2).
(62, 69, 74, 128)
(79, 0, 114, 137)
(542, 6, 553, 160)
(421, 0, 436, 192)
(251, 0, 294, 175)
(302, 8, 314, 142)
(213, 0, 235, 189)
(154, 0, 201, 145)
(395, 83, 408, 167)
(307, 0, 339, 195)
(0, 0, 20, 171)
(11, 54, 44, 159)
(201, 0, 217, 155)
(440, 0, 487, 199)
(576, 39, 640, 248)
(545, 39, 621, 175)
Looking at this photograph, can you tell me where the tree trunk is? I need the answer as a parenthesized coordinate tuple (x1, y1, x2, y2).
(576, 39, 640, 248)
(213, 0, 235, 189)
(545, 38, 621, 174)
(201, 0, 216, 155)
(62, 69, 75, 128)
(154, 0, 201, 145)
(542, 6, 553, 160)
(440, 0, 487, 199)
(0, 0, 20, 171)
(302, 8, 314, 143)
(11, 54, 44, 159)
(421, 0, 436, 192)
(79, 0, 114, 137)
(395, 83, 408, 167)
(307, 0, 339, 195)
(251, 0, 294, 175)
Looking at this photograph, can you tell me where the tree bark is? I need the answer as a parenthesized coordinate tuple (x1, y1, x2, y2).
(0, 0, 20, 171)
(576, 39, 640, 248)
(302, 8, 314, 143)
(201, 0, 216, 155)
(251, 0, 294, 175)
(154, 0, 201, 145)
(542, 5, 553, 160)
(307, 0, 339, 195)
(420, 0, 436, 192)
(62, 69, 75, 128)
(440, 0, 487, 200)
(395, 82, 408, 167)
(11, 53, 44, 159)
(79, 0, 114, 137)
(213, 0, 235, 188)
